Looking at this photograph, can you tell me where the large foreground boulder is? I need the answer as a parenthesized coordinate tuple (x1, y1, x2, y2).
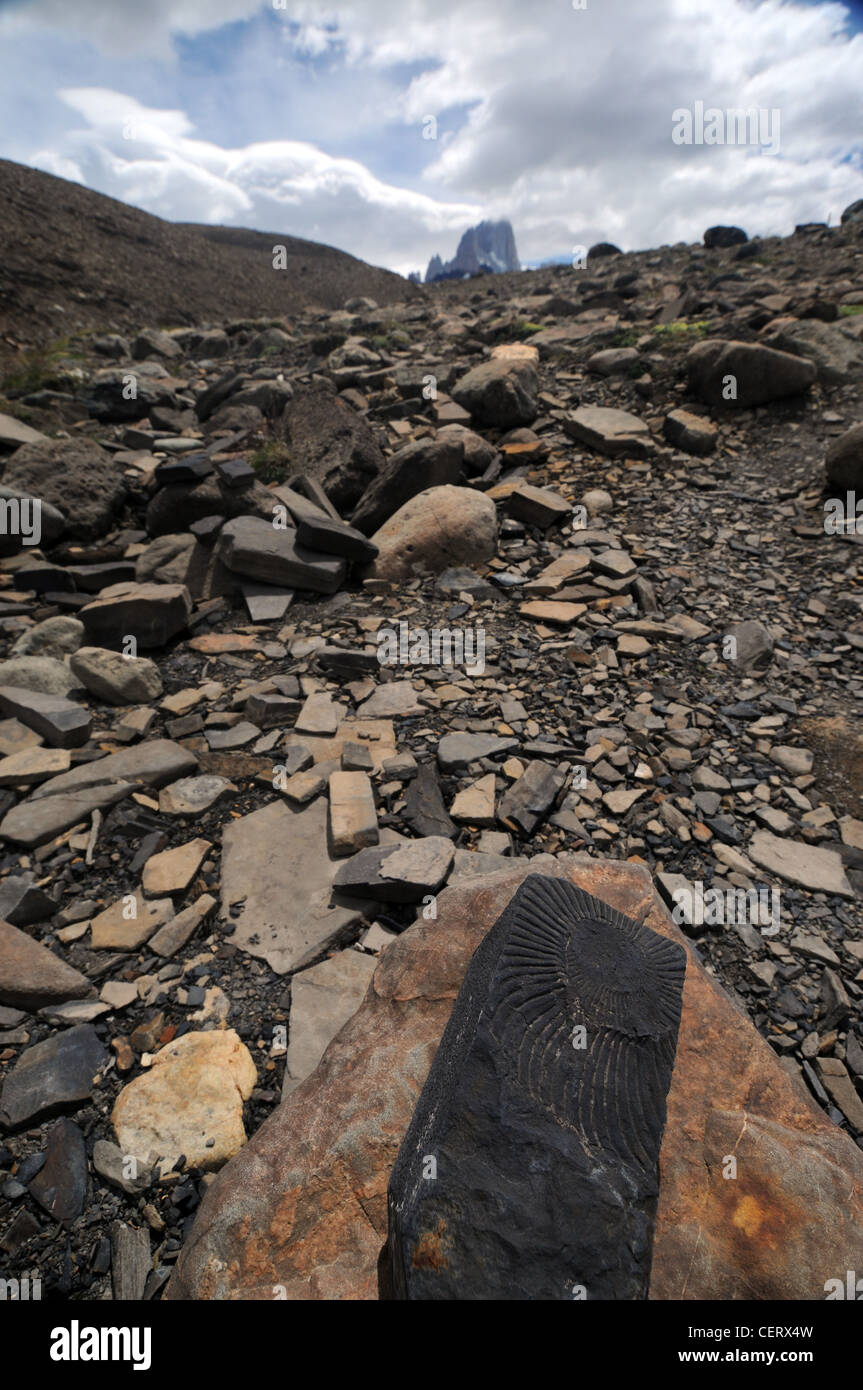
(363, 485, 497, 583)
(167, 858, 863, 1301)
(686, 339, 817, 407)
(2, 437, 126, 540)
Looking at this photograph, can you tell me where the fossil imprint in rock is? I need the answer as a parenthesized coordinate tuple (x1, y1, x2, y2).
(383, 875, 686, 1300)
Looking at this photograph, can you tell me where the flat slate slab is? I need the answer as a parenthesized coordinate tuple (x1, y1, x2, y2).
(383, 876, 686, 1299)
(333, 836, 455, 903)
(0, 920, 94, 1011)
(0, 685, 92, 749)
(0, 1023, 108, 1129)
(218, 516, 346, 594)
(220, 797, 369, 973)
(30, 738, 197, 802)
(748, 829, 855, 898)
(563, 405, 651, 457)
(0, 781, 136, 847)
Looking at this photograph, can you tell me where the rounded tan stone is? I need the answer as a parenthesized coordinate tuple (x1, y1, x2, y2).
(365, 485, 497, 583)
(112, 1029, 257, 1175)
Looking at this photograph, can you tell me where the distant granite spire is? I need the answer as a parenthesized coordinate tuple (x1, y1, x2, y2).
(425, 220, 520, 283)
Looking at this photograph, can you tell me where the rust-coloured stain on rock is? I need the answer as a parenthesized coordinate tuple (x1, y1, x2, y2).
(411, 1219, 449, 1272)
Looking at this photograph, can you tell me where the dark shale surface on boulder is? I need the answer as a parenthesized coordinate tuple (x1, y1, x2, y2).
(383, 876, 685, 1300)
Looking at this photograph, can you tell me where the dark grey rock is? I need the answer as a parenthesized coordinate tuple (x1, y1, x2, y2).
(0, 874, 57, 925)
(382, 876, 685, 1299)
(296, 513, 379, 563)
(404, 762, 456, 839)
(703, 226, 748, 249)
(497, 760, 568, 837)
(0, 686, 92, 749)
(218, 516, 346, 594)
(350, 436, 464, 536)
(0, 1024, 107, 1129)
(28, 1117, 88, 1223)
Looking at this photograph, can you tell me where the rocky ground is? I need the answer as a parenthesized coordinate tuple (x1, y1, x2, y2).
(1, 209, 863, 1301)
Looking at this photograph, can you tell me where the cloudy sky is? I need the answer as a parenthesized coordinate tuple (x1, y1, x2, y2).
(0, 0, 862, 277)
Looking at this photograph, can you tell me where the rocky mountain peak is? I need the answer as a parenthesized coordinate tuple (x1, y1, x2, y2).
(425, 218, 520, 282)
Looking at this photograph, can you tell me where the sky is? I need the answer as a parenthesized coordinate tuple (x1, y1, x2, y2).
(0, 0, 862, 278)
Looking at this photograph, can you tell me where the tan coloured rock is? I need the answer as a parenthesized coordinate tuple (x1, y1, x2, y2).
(365, 485, 497, 583)
(328, 771, 379, 856)
(142, 838, 211, 897)
(112, 1029, 256, 1174)
(89, 892, 175, 950)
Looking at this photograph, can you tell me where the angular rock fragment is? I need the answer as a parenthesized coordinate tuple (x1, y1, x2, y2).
(328, 771, 379, 856)
(221, 798, 368, 973)
(89, 893, 175, 950)
(748, 830, 854, 897)
(0, 747, 71, 785)
(450, 773, 496, 827)
(664, 409, 718, 456)
(218, 515, 346, 593)
(30, 738, 197, 801)
(350, 436, 465, 536)
(383, 877, 685, 1299)
(333, 836, 454, 902)
(497, 760, 567, 837)
(0, 920, 94, 1010)
(80, 582, 193, 648)
(148, 893, 217, 958)
(28, 1118, 88, 1223)
(0, 781, 135, 847)
(563, 405, 651, 457)
(296, 513, 379, 564)
(505, 484, 571, 528)
(142, 838, 210, 897)
(0, 685, 92, 748)
(404, 762, 456, 838)
(284, 949, 377, 1095)
(0, 1023, 107, 1128)
(0, 874, 56, 925)
(437, 732, 519, 772)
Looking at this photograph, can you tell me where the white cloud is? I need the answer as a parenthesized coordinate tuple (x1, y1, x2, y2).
(2, 0, 863, 271)
(30, 88, 478, 275)
(0, 0, 266, 58)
